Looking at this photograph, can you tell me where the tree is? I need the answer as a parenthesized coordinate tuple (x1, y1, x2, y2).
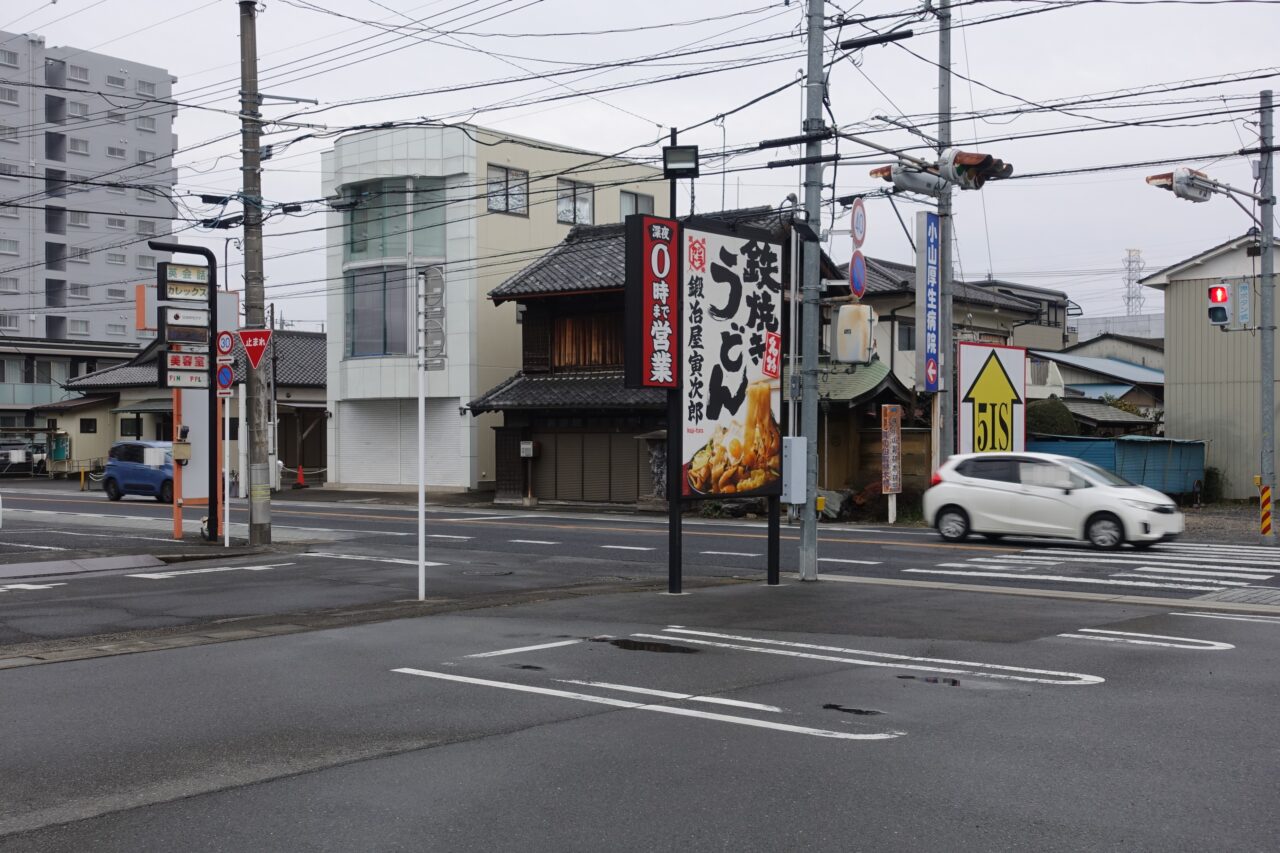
(1027, 397, 1078, 436)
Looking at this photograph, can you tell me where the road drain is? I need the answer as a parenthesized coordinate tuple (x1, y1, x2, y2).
(593, 637, 699, 654)
(507, 664, 543, 670)
(823, 703, 883, 716)
(461, 570, 513, 576)
(897, 675, 960, 686)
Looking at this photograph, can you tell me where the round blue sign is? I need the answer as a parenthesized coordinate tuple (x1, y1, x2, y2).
(217, 364, 234, 388)
(850, 251, 867, 299)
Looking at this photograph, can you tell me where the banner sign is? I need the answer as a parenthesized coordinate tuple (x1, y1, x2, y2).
(915, 211, 941, 392)
(958, 343, 1026, 454)
(881, 404, 903, 494)
(624, 214, 680, 389)
(680, 220, 783, 498)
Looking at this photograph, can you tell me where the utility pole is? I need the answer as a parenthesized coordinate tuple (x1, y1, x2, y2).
(935, 0, 955, 465)
(1260, 89, 1275, 544)
(239, 0, 270, 544)
(798, 0, 825, 582)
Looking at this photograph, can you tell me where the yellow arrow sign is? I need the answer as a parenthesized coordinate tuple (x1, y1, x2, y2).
(961, 351, 1022, 452)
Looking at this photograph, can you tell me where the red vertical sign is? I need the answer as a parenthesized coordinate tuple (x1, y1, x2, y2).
(624, 215, 680, 389)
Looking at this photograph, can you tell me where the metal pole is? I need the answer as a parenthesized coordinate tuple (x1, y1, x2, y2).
(936, 0, 955, 462)
(239, 0, 270, 544)
(223, 396, 230, 547)
(1260, 89, 1275, 544)
(417, 272, 427, 598)
(667, 127, 683, 595)
(798, 0, 825, 582)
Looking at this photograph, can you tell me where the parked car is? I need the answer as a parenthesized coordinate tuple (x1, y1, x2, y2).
(922, 452, 1184, 549)
(104, 440, 174, 503)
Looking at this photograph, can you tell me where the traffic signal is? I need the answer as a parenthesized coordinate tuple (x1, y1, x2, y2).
(869, 163, 948, 196)
(1207, 283, 1231, 326)
(937, 148, 1014, 190)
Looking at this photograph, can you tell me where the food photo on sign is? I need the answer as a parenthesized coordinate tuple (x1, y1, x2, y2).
(681, 221, 784, 498)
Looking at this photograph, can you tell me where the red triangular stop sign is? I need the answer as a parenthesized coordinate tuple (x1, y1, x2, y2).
(238, 328, 272, 370)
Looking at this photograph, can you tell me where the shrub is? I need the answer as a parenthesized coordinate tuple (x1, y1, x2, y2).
(1027, 397, 1078, 436)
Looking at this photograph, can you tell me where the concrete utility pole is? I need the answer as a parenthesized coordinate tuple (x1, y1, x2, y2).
(935, 0, 955, 464)
(1260, 89, 1275, 544)
(239, 0, 270, 544)
(798, 0, 825, 582)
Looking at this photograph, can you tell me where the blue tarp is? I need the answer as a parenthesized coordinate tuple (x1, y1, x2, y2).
(1026, 435, 1205, 494)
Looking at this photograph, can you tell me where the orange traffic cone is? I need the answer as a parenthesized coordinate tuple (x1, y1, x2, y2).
(293, 462, 308, 489)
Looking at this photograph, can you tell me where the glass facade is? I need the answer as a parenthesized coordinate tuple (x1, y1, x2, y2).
(346, 265, 411, 356)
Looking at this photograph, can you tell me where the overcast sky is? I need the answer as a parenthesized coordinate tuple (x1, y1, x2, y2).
(7, 0, 1278, 328)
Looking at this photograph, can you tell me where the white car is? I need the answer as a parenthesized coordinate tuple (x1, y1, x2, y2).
(922, 452, 1184, 549)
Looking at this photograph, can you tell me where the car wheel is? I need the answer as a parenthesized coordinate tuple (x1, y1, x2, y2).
(104, 478, 122, 501)
(937, 507, 970, 542)
(982, 533, 1005, 543)
(1086, 513, 1124, 550)
(158, 480, 173, 504)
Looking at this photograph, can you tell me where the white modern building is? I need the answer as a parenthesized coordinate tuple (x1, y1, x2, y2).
(321, 125, 665, 491)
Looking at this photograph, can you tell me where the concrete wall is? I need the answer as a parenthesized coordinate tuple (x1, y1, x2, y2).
(1067, 337, 1164, 370)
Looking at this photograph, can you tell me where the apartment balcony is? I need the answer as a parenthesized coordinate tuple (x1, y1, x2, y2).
(0, 383, 71, 407)
(44, 168, 67, 198)
(45, 207, 66, 235)
(44, 132, 66, 163)
(44, 242, 67, 273)
(43, 95, 66, 126)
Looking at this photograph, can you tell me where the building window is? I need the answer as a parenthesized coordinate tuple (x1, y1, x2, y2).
(68, 64, 90, 83)
(68, 101, 89, 120)
(0, 238, 18, 255)
(556, 179, 593, 225)
(107, 110, 125, 123)
(486, 165, 528, 215)
(68, 137, 89, 155)
(106, 252, 126, 265)
(137, 150, 156, 167)
(107, 286, 126, 299)
(106, 146, 126, 159)
(0, 314, 18, 331)
(106, 184, 125, 195)
(106, 74, 125, 88)
(0, 162, 18, 180)
(69, 319, 89, 335)
(68, 174, 88, 194)
(344, 179, 407, 262)
(136, 80, 156, 97)
(0, 276, 17, 293)
(69, 282, 89, 299)
(136, 254, 156, 269)
(120, 418, 140, 437)
(0, 87, 18, 105)
(80, 418, 97, 434)
(411, 177, 445, 257)
(137, 220, 156, 235)
(897, 323, 917, 353)
(345, 265, 412, 357)
(68, 246, 90, 264)
(69, 210, 90, 227)
(136, 116, 157, 133)
(0, 49, 18, 68)
(137, 188, 156, 203)
(0, 124, 16, 143)
(106, 216, 126, 230)
(620, 191, 654, 217)
(106, 323, 126, 335)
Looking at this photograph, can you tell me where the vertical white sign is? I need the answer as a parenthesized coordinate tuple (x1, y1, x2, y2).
(957, 343, 1026, 455)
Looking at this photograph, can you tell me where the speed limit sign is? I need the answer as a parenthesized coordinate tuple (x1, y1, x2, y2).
(216, 330, 235, 364)
(851, 197, 867, 248)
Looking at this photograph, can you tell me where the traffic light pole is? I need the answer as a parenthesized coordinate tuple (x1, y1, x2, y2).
(936, 0, 955, 464)
(1260, 89, 1275, 544)
(239, 0, 271, 544)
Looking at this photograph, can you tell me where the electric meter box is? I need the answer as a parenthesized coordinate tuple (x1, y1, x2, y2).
(781, 436, 807, 505)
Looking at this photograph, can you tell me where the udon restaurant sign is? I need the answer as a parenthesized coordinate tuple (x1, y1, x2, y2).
(623, 214, 680, 389)
(680, 220, 783, 498)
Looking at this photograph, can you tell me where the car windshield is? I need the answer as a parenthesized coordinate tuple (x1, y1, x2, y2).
(1064, 459, 1134, 488)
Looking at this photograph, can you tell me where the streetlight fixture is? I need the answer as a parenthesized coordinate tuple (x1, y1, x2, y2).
(662, 145, 700, 180)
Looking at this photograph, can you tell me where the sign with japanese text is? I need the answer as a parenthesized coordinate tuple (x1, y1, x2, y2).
(166, 352, 208, 372)
(680, 221, 783, 498)
(157, 262, 211, 303)
(915, 211, 941, 392)
(958, 343, 1026, 454)
(881, 404, 902, 494)
(238, 329, 272, 370)
(166, 263, 210, 284)
(623, 215, 680, 389)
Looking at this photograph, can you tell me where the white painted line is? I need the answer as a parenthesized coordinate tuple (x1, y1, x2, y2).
(654, 628, 1104, 686)
(701, 551, 761, 558)
(509, 540, 559, 545)
(277, 526, 413, 536)
(1173, 612, 1280, 625)
(1113, 573, 1250, 587)
(45, 530, 181, 543)
(128, 562, 293, 580)
(913, 567, 1225, 592)
(600, 545, 654, 552)
(970, 556, 1062, 564)
(1158, 543, 1280, 554)
(0, 582, 67, 592)
(1056, 628, 1233, 651)
(300, 553, 444, 567)
(433, 515, 527, 523)
(559, 680, 783, 712)
(1031, 550, 1280, 569)
(1129, 566, 1271, 581)
(0, 541, 67, 551)
(427, 534, 472, 540)
(817, 557, 883, 566)
(394, 668, 901, 740)
(465, 639, 583, 658)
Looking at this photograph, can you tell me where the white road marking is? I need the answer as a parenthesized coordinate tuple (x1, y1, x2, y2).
(300, 553, 444, 566)
(433, 515, 527, 523)
(654, 628, 1104, 686)
(600, 545, 654, 552)
(277, 526, 413, 536)
(1113, 573, 1250, 587)
(559, 680, 783, 712)
(913, 567, 1226, 592)
(427, 534, 472, 540)
(43, 530, 181, 543)
(1128, 566, 1271, 580)
(0, 582, 67, 592)
(128, 562, 293, 580)
(394, 668, 901, 740)
(1055, 628, 1233, 651)
(1028, 550, 1280, 569)
(817, 557, 883, 566)
(1173, 612, 1280, 624)
(465, 639, 583, 658)
(0, 541, 67, 551)
(1158, 543, 1280, 554)
(701, 551, 761, 558)
(509, 539, 558, 545)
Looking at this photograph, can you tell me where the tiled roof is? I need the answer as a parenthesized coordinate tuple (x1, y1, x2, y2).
(1031, 350, 1163, 385)
(781, 359, 909, 403)
(490, 206, 840, 304)
(1064, 333, 1164, 353)
(1061, 398, 1152, 426)
(30, 393, 117, 412)
(1066, 383, 1138, 400)
(66, 331, 327, 391)
(469, 370, 665, 413)
(846, 257, 1042, 313)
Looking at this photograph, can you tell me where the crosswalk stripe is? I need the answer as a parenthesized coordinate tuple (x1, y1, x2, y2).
(911, 567, 1226, 592)
(1013, 552, 1280, 571)
(1113, 573, 1251, 587)
(1128, 566, 1271, 580)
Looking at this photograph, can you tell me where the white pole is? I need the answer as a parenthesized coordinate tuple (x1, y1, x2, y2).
(888, 493, 897, 525)
(417, 271, 426, 601)
(224, 396, 231, 547)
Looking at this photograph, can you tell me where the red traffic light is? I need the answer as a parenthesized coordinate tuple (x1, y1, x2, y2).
(1208, 285, 1230, 304)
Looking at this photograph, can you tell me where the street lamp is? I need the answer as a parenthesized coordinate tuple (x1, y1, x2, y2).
(223, 237, 242, 293)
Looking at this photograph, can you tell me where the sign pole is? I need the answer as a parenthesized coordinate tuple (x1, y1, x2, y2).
(223, 397, 230, 547)
(417, 272, 427, 602)
(667, 128, 683, 596)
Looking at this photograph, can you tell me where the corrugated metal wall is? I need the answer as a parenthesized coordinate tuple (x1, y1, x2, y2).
(337, 398, 464, 486)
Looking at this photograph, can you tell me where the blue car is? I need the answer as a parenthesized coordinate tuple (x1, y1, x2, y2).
(104, 440, 174, 503)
